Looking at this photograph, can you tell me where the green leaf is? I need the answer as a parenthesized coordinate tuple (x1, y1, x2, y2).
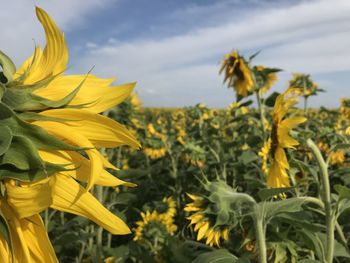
(264, 92, 280, 107)
(329, 143, 350, 152)
(0, 125, 12, 155)
(192, 249, 238, 263)
(263, 197, 305, 222)
(258, 187, 295, 201)
(0, 50, 16, 83)
(334, 185, 350, 201)
(298, 230, 325, 261)
(238, 150, 258, 165)
(274, 212, 324, 232)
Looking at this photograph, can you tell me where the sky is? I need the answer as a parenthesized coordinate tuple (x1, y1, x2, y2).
(1, 0, 350, 108)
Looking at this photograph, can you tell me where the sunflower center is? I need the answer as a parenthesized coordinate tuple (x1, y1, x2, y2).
(271, 123, 278, 156)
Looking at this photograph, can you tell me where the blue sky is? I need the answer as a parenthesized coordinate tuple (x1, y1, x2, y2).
(2, 0, 350, 108)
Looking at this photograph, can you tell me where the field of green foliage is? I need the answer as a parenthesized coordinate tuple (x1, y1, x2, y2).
(48, 89, 350, 262)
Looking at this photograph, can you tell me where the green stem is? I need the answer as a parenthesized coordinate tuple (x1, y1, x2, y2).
(304, 96, 308, 115)
(307, 139, 334, 262)
(256, 91, 266, 139)
(254, 211, 267, 263)
(226, 192, 267, 263)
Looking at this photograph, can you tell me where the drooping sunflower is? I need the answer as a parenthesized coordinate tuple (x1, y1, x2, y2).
(0, 7, 140, 262)
(184, 194, 229, 247)
(287, 73, 318, 97)
(259, 93, 306, 188)
(219, 50, 254, 97)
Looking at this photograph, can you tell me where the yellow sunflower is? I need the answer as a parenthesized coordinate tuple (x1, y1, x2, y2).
(287, 73, 317, 97)
(157, 197, 177, 219)
(184, 194, 229, 247)
(0, 7, 140, 262)
(133, 210, 177, 242)
(259, 93, 306, 188)
(329, 150, 345, 166)
(219, 50, 254, 97)
(144, 147, 167, 160)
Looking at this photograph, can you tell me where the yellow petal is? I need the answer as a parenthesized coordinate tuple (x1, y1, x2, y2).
(17, 7, 68, 85)
(6, 175, 131, 235)
(33, 121, 103, 190)
(33, 75, 136, 113)
(0, 198, 31, 263)
(20, 214, 58, 262)
(39, 150, 136, 187)
(39, 109, 140, 149)
(6, 177, 53, 218)
(197, 221, 209, 241)
(50, 175, 131, 235)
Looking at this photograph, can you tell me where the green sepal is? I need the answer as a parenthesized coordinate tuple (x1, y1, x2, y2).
(0, 102, 14, 119)
(0, 50, 16, 84)
(0, 103, 84, 151)
(0, 161, 69, 182)
(1, 135, 46, 170)
(0, 210, 14, 263)
(2, 80, 82, 111)
(18, 112, 73, 123)
(0, 125, 12, 155)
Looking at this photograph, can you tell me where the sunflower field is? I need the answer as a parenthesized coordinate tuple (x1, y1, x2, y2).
(0, 7, 350, 263)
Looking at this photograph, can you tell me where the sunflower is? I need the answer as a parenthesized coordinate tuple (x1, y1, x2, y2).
(219, 50, 254, 97)
(133, 210, 177, 242)
(184, 194, 229, 247)
(329, 150, 345, 166)
(130, 92, 142, 111)
(144, 147, 167, 160)
(287, 73, 318, 97)
(258, 93, 306, 188)
(157, 197, 177, 219)
(0, 7, 140, 262)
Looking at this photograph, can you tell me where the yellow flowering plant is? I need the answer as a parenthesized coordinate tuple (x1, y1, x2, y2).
(0, 7, 140, 262)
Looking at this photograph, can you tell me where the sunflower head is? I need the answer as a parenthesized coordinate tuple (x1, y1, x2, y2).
(329, 150, 345, 166)
(133, 210, 177, 254)
(287, 73, 318, 97)
(155, 196, 177, 219)
(259, 93, 306, 189)
(184, 180, 240, 247)
(219, 50, 254, 98)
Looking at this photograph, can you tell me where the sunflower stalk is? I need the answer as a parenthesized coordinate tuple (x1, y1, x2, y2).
(306, 139, 334, 262)
(224, 191, 267, 263)
(253, 207, 267, 263)
(255, 89, 266, 139)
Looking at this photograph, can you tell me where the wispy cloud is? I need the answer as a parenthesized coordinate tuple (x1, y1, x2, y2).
(1, 0, 117, 64)
(72, 0, 350, 107)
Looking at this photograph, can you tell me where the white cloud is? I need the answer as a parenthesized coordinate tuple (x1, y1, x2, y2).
(72, 0, 350, 107)
(1, 0, 117, 65)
